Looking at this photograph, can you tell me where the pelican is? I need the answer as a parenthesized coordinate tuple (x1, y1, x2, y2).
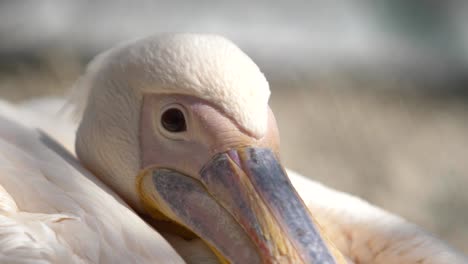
(0, 33, 465, 264)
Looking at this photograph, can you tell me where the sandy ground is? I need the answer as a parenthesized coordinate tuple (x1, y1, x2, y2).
(0, 58, 467, 254)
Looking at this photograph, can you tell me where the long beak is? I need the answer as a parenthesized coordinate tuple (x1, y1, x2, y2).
(138, 147, 343, 263)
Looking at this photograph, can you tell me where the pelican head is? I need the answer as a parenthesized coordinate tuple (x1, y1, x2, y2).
(72, 34, 338, 263)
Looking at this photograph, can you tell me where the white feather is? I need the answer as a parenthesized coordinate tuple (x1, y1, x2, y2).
(6, 97, 466, 263)
(1, 30, 466, 263)
(0, 99, 184, 264)
(288, 170, 468, 264)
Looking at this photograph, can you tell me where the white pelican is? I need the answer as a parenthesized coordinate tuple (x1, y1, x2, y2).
(0, 34, 466, 264)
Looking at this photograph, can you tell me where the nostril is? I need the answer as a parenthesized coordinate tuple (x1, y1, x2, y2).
(227, 149, 241, 167)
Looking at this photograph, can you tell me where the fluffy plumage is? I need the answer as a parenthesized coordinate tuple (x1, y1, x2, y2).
(0, 32, 465, 263)
(1, 98, 466, 264)
(289, 170, 467, 264)
(0, 100, 184, 264)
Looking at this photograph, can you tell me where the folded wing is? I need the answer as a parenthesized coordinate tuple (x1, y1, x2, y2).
(288, 169, 467, 264)
(0, 99, 184, 264)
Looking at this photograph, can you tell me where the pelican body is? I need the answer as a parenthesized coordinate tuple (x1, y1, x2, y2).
(0, 34, 465, 264)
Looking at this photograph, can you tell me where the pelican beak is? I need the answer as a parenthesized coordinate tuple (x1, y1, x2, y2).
(138, 147, 342, 263)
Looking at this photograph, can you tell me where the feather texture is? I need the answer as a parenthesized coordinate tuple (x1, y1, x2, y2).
(5, 99, 468, 264)
(0, 99, 184, 264)
(288, 170, 468, 264)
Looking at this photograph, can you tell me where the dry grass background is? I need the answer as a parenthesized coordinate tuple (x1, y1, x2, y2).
(0, 54, 467, 254)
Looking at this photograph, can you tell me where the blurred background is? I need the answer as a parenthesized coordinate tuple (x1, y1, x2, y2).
(0, 0, 467, 253)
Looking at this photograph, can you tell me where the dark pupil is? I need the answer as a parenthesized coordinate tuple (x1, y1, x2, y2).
(161, 108, 186, 132)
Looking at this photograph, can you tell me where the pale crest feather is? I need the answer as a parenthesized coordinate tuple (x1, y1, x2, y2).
(69, 33, 270, 137)
(0, 99, 184, 264)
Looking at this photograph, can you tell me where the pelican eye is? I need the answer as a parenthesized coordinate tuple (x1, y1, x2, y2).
(161, 108, 187, 133)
